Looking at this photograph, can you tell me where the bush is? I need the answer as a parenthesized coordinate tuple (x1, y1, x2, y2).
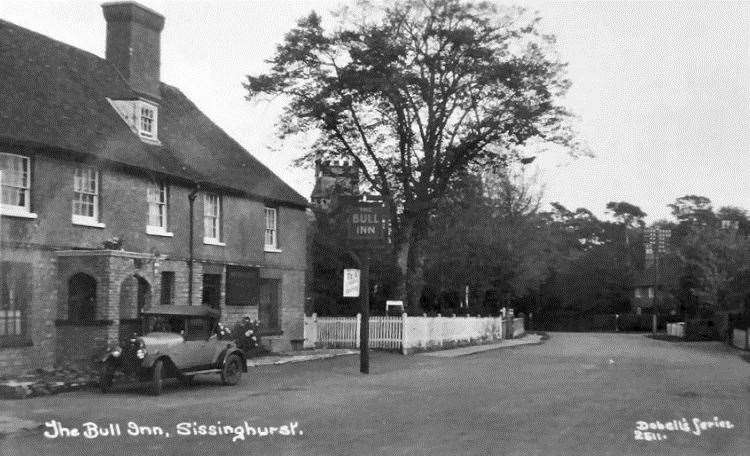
(684, 319, 718, 341)
(232, 318, 262, 353)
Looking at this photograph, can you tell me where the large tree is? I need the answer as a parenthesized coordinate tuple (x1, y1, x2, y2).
(245, 0, 579, 311)
(422, 167, 546, 314)
(668, 195, 715, 226)
(677, 224, 749, 315)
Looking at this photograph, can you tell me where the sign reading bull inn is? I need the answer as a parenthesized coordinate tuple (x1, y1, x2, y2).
(346, 205, 385, 242)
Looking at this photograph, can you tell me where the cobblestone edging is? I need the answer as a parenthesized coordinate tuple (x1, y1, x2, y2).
(0, 415, 41, 436)
(0, 368, 97, 399)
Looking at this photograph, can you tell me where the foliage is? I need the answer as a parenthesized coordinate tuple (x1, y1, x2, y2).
(420, 171, 641, 316)
(668, 195, 715, 226)
(420, 168, 540, 312)
(231, 318, 261, 352)
(246, 0, 582, 312)
(102, 237, 123, 250)
(216, 322, 234, 340)
(307, 202, 400, 316)
(675, 219, 750, 315)
(606, 201, 646, 229)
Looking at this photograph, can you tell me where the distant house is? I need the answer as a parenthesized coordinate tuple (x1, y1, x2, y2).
(0, 2, 308, 373)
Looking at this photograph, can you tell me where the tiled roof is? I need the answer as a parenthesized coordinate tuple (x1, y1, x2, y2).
(0, 19, 307, 208)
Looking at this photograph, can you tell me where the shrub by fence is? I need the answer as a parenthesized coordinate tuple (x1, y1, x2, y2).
(304, 313, 524, 354)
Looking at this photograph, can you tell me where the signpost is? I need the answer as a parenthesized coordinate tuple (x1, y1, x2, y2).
(345, 203, 386, 374)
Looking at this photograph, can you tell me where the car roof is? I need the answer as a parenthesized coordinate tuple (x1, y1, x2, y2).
(141, 305, 220, 319)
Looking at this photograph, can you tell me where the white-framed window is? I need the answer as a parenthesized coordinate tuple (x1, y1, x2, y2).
(0, 153, 36, 219)
(203, 193, 223, 245)
(138, 101, 158, 140)
(146, 182, 172, 236)
(72, 167, 104, 227)
(264, 207, 280, 251)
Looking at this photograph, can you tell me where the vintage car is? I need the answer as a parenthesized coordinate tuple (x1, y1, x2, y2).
(100, 305, 247, 395)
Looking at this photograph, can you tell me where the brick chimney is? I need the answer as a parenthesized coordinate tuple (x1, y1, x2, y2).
(102, 2, 165, 101)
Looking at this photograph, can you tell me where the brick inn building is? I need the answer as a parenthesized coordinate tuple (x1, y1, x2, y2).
(0, 2, 308, 374)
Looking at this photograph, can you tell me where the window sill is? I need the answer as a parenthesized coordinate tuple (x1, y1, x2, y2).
(54, 319, 114, 327)
(203, 238, 226, 247)
(0, 207, 38, 219)
(264, 246, 283, 253)
(138, 134, 162, 145)
(146, 226, 174, 237)
(72, 216, 105, 228)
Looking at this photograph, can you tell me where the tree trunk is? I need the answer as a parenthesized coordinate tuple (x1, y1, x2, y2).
(394, 216, 427, 315)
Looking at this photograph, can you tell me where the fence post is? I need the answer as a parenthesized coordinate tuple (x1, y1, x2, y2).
(437, 313, 443, 347)
(355, 313, 361, 349)
(401, 312, 408, 354)
(311, 313, 318, 348)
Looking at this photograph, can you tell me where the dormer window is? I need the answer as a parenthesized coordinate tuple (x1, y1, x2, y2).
(138, 101, 158, 140)
(107, 98, 160, 144)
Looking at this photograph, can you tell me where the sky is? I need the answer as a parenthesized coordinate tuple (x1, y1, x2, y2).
(1, 0, 748, 222)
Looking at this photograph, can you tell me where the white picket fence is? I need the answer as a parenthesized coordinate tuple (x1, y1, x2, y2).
(304, 313, 525, 354)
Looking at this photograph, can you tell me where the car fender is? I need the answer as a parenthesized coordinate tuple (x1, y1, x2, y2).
(142, 353, 170, 370)
(219, 348, 247, 372)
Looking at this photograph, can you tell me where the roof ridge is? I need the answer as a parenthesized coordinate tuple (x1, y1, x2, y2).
(0, 18, 108, 65)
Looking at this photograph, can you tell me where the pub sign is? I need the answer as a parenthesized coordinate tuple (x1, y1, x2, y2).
(346, 204, 385, 242)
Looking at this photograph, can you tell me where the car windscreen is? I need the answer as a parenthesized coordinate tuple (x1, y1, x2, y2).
(184, 318, 211, 341)
(145, 315, 185, 334)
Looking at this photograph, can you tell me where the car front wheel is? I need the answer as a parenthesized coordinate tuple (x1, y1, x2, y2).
(221, 354, 242, 386)
(152, 359, 164, 396)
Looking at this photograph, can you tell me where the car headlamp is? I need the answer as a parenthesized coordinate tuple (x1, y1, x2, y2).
(136, 348, 146, 359)
(111, 346, 122, 357)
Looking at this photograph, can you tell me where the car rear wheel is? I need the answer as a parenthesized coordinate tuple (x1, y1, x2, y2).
(221, 354, 242, 386)
(152, 359, 164, 396)
(100, 363, 114, 393)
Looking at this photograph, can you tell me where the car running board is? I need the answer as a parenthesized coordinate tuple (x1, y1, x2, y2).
(182, 368, 222, 375)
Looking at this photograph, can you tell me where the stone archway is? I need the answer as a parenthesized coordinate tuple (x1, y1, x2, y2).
(119, 274, 152, 338)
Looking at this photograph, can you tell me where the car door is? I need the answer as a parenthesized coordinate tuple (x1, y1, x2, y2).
(183, 318, 216, 369)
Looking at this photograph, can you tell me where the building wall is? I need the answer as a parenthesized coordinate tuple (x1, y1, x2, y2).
(0, 249, 57, 374)
(2, 148, 306, 267)
(0, 248, 57, 373)
(1, 147, 307, 374)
